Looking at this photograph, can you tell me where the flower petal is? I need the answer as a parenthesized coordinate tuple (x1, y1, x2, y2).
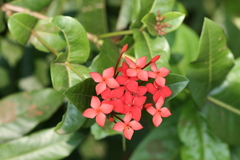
(136, 56, 146, 68)
(127, 68, 137, 77)
(125, 57, 136, 68)
(146, 83, 157, 94)
(138, 70, 148, 81)
(146, 106, 157, 116)
(148, 71, 156, 78)
(96, 112, 106, 127)
(89, 72, 103, 82)
(82, 108, 97, 118)
(100, 103, 114, 114)
(138, 86, 147, 96)
(103, 67, 114, 78)
(131, 106, 141, 121)
(96, 82, 107, 95)
(106, 78, 119, 88)
(124, 128, 134, 140)
(113, 100, 124, 113)
(113, 122, 125, 132)
(150, 63, 158, 72)
(159, 67, 170, 77)
(129, 120, 143, 130)
(101, 87, 111, 99)
(156, 96, 164, 110)
(91, 96, 101, 109)
(126, 80, 138, 93)
(116, 75, 128, 85)
(123, 113, 132, 123)
(153, 113, 162, 127)
(155, 76, 166, 87)
(160, 86, 172, 97)
(111, 87, 124, 98)
(160, 107, 172, 117)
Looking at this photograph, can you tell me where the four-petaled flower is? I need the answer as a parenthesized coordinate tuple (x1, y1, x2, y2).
(146, 96, 171, 127)
(82, 96, 113, 127)
(90, 67, 119, 95)
(148, 63, 170, 87)
(113, 113, 143, 140)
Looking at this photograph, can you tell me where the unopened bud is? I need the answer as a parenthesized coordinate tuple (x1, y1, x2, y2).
(121, 44, 128, 53)
(151, 55, 161, 63)
(109, 117, 114, 122)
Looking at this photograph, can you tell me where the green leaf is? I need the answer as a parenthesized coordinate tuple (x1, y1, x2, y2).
(30, 18, 66, 53)
(130, 109, 181, 160)
(187, 18, 234, 107)
(0, 128, 82, 160)
(133, 30, 170, 69)
(10, 0, 52, 12)
(170, 24, 199, 76)
(204, 58, 240, 145)
(141, 12, 158, 36)
(55, 102, 86, 135)
(50, 52, 91, 92)
(178, 101, 231, 160)
(8, 13, 37, 45)
(0, 1, 5, 32)
(90, 39, 119, 73)
(64, 78, 96, 112)
(150, 0, 175, 14)
(161, 12, 185, 33)
(231, 146, 240, 160)
(165, 73, 189, 102)
(116, 0, 133, 31)
(0, 88, 64, 143)
(91, 121, 120, 140)
(52, 16, 90, 64)
(0, 67, 9, 88)
(0, 37, 23, 67)
(78, 0, 108, 34)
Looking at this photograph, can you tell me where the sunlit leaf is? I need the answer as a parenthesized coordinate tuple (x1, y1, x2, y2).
(204, 58, 240, 145)
(10, 0, 52, 12)
(178, 101, 231, 160)
(150, 0, 175, 14)
(52, 16, 90, 64)
(8, 13, 37, 45)
(55, 102, 86, 135)
(162, 12, 185, 33)
(116, 0, 133, 31)
(0, 128, 82, 160)
(187, 18, 234, 107)
(0, 88, 64, 143)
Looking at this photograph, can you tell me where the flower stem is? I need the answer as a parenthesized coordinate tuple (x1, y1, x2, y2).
(207, 96, 240, 115)
(122, 135, 126, 152)
(98, 30, 134, 39)
(31, 30, 59, 56)
(65, 62, 86, 80)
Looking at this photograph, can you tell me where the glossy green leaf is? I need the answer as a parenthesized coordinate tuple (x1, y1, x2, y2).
(150, 0, 175, 15)
(10, 0, 52, 12)
(30, 18, 66, 53)
(64, 78, 96, 113)
(161, 12, 185, 33)
(78, 0, 108, 34)
(91, 121, 120, 140)
(90, 39, 119, 73)
(178, 102, 231, 160)
(0, 67, 9, 88)
(8, 13, 37, 45)
(0, 128, 82, 160)
(55, 102, 86, 135)
(50, 52, 91, 92)
(165, 73, 189, 102)
(170, 24, 199, 76)
(204, 58, 240, 145)
(130, 109, 181, 160)
(116, 0, 133, 31)
(141, 12, 158, 36)
(0, 37, 23, 67)
(0, 88, 64, 143)
(130, 0, 154, 29)
(187, 18, 234, 107)
(52, 16, 90, 64)
(133, 30, 170, 69)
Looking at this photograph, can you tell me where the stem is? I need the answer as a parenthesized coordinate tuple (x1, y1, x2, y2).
(122, 135, 126, 152)
(1, 3, 49, 19)
(65, 62, 86, 80)
(31, 30, 59, 56)
(98, 30, 134, 39)
(207, 96, 240, 116)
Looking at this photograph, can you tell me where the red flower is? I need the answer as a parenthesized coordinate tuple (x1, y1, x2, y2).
(82, 96, 113, 127)
(146, 97, 171, 127)
(125, 56, 148, 81)
(148, 63, 170, 87)
(90, 67, 119, 95)
(101, 87, 125, 113)
(113, 113, 143, 140)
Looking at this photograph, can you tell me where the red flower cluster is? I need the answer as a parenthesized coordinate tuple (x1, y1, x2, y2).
(83, 44, 172, 140)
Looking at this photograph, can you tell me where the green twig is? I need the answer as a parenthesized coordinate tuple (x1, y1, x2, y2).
(65, 62, 86, 80)
(31, 30, 59, 56)
(122, 135, 126, 152)
(98, 30, 134, 39)
(207, 96, 240, 116)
